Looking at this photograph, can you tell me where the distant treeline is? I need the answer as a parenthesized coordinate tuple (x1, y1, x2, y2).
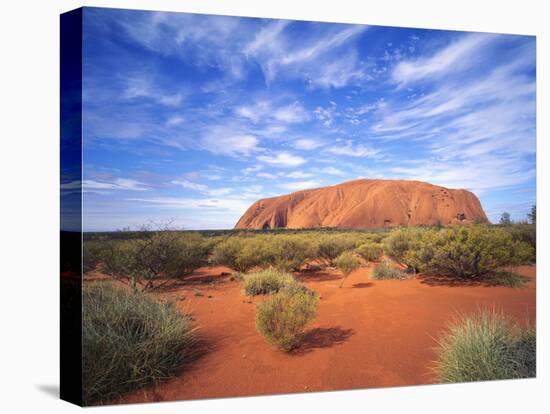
(83, 222, 532, 241)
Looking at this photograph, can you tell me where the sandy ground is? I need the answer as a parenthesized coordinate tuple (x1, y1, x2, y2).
(110, 264, 536, 404)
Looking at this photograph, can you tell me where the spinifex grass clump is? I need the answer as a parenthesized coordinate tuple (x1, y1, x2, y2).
(489, 271, 529, 288)
(334, 251, 360, 288)
(83, 283, 197, 405)
(371, 260, 410, 280)
(435, 309, 536, 383)
(255, 285, 318, 351)
(241, 268, 297, 296)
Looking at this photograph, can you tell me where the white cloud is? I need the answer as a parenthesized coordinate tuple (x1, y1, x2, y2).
(388, 156, 534, 194)
(368, 42, 535, 197)
(257, 172, 278, 179)
(244, 21, 369, 88)
(171, 179, 208, 192)
(286, 171, 313, 179)
(208, 188, 233, 196)
(313, 103, 338, 126)
(83, 178, 148, 191)
(291, 138, 325, 150)
(128, 197, 250, 213)
(243, 20, 290, 58)
(242, 165, 263, 175)
(257, 151, 306, 167)
(123, 75, 183, 107)
(322, 166, 345, 176)
(172, 179, 236, 198)
(392, 34, 496, 85)
(201, 126, 260, 157)
(326, 141, 381, 158)
(165, 115, 184, 126)
(235, 100, 308, 124)
(278, 180, 320, 191)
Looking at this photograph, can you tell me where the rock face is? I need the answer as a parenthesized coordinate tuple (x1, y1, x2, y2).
(235, 179, 488, 229)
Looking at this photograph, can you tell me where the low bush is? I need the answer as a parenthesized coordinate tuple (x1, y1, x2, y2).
(372, 260, 409, 280)
(503, 224, 536, 257)
(435, 309, 536, 383)
(83, 241, 107, 273)
(241, 269, 297, 296)
(405, 227, 534, 279)
(269, 235, 316, 271)
(255, 287, 318, 351)
(384, 228, 419, 264)
(356, 242, 383, 262)
(211, 235, 317, 272)
(100, 232, 209, 291)
(210, 237, 248, 271)
(82, 283, 196, 405)
(316, 235, 358, 266)
(334, 251, 360, 288)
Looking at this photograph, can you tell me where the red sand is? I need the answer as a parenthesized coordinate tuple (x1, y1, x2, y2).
(115, 264, 535, 404)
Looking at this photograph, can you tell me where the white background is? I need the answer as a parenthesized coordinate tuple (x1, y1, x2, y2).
(0, 0, 548, 412)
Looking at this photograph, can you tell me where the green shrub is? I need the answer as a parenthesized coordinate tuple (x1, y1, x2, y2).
(138, 232, 207, 278)
(83, 283, 196, 405)
(405, 227, 534, 279)
(334, 251, 360, 288)
(356, 242, 383, 262)
(100, 232, 208, 291)
(435, 310, 536, 383)
(211, 235, 316, 272)
(100, 240, 138, 281)
(269, 235, 316, 271)
(210, 237, 248, 272)
(316, 235, 357, 266)
(503, 224, 536, 256)
(384, 228, 418, 264)
(83, 241, 107, 273)
(255, 288, 318, 351)
(372, 260, 409, 280)
(241, 268, 297, 296)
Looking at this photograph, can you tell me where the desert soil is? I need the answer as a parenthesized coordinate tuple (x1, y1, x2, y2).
(110, 264, 535, 404)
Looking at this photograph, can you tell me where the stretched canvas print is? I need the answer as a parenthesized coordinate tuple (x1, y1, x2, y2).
(60, 6, 537, 406)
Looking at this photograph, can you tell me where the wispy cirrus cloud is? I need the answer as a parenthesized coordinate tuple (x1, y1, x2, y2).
(392, 33, 496, 86)
(235, 100, 308, 124)
(278, 180, 321, 191)
(83, 178, 149, 191)
(244, 20, 369, 87)
(257, 151, 306, 167)
(290, 138, 325, 150)
(326, 140, 381, 158)
(200, 122, 261, 157)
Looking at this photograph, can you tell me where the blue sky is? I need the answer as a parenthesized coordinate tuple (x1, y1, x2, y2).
(71, 7, 536, 231)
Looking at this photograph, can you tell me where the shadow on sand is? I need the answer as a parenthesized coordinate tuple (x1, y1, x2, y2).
(150, 272, 232, 293)
(292, 327, 354, 355)
(417, 271, 529, 288)
(352, 282, 373, 288)
(296, 271, 341, 282)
